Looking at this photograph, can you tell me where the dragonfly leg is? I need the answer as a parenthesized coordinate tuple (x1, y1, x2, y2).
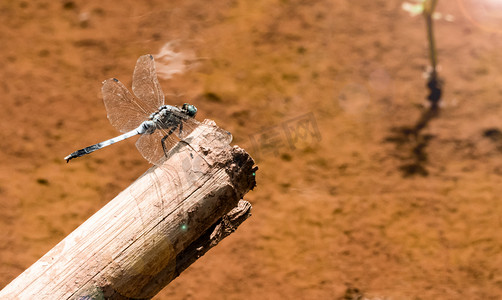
(179, 122, 183, 136)
(161, 126, 177, 157)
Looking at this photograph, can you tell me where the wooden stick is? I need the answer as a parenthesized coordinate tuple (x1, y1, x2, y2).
(0, 121, 257, 300)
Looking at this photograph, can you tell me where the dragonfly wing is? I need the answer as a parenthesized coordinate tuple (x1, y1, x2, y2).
(202, 121, 233, 144)
(176, 116, 233, 145)
(102, 78, 152, 133)
(132, 54, 165, 110)
(136, 128, 181, 165)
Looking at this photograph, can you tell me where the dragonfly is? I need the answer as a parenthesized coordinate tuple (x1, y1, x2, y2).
(64, 54, 231, 165)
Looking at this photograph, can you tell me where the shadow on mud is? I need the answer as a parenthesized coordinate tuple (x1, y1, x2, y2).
(385, 75, 442, 177)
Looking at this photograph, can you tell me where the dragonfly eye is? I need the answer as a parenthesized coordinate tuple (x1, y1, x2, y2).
(183, 103, 197, 117)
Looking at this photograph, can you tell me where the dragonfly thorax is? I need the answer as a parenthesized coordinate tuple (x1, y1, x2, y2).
(149, 105, 177, 123)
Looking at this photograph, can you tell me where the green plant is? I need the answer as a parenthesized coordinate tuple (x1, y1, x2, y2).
(402, 0, 442, 105)
(423, 0, 438, 77)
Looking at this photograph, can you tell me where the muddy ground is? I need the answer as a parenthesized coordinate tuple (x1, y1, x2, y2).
(1, 0, 502, 299)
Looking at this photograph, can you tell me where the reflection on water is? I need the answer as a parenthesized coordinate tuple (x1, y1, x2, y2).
(153, 41, 202, 80)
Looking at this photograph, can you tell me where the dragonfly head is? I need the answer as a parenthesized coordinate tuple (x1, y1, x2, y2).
(182, 103, 197, 117)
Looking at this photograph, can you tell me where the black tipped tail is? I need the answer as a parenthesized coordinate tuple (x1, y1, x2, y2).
(65, 154, 75, 163)
(64, 144, 102, 163)
(64, 150, 83, 163)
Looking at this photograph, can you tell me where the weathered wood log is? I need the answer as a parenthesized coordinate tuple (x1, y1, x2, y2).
(0, 121, 257, 300)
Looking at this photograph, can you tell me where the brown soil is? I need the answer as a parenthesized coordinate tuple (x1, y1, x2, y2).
(1, 0, 502, 299)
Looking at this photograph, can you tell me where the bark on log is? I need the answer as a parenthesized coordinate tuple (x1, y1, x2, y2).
(0, 120, 257, 300)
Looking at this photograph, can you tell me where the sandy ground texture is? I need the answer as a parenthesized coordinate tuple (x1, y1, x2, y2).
(1, 0, 502, 299)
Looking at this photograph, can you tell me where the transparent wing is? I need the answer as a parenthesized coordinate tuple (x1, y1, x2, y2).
(132, 54, 165, 110)
(102, 78, 152, 133)
(158, 113, 233, 149)
(177, 117, 233, 145)
(136, 128, 181, 165)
